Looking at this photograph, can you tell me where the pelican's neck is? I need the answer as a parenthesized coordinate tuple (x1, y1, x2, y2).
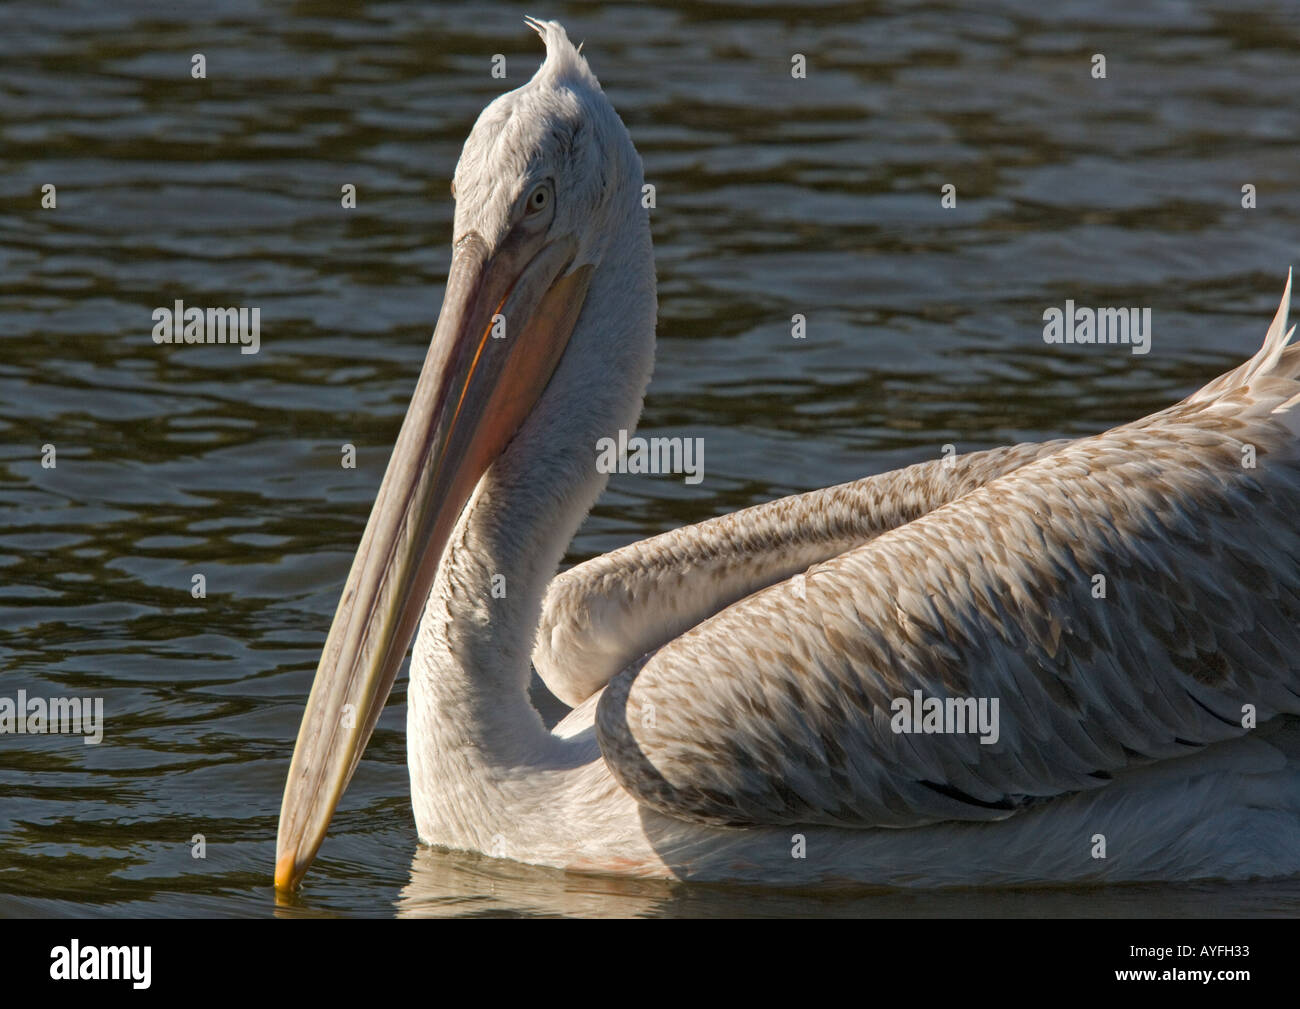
(408, 193, 655, 773)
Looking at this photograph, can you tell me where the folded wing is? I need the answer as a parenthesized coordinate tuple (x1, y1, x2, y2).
(595, 281, 1300, 828)
(534, 438, 1069, 705)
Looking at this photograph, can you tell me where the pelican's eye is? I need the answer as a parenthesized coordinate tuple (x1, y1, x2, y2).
(525, 182, 551, 214)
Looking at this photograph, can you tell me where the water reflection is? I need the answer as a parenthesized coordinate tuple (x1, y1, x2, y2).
(394, 848, 1300, 919)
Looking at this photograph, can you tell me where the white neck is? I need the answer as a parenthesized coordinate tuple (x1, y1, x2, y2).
(406, 190, 655, 835)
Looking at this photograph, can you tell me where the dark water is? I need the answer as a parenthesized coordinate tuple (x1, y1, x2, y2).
(3, 0, 1300, 917)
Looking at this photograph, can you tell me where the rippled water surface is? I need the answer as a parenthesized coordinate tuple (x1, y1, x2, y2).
(4, 0, 1300, 916)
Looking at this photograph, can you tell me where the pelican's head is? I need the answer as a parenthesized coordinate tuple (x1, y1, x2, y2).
(274, 19, 653, 892)
(451, 18, 641, 276)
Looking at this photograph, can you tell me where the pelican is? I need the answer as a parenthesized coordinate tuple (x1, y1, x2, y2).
(276, 19, 1300, 891)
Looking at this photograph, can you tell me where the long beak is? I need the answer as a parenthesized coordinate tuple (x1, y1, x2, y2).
(275, 227, 593, 891)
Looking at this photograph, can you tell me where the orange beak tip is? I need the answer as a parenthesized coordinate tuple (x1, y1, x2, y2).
(274, 852, 301, 892)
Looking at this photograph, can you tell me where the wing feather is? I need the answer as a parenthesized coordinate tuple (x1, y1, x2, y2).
(534, 438, 1069, 704)
(596, 287, 1300, 828)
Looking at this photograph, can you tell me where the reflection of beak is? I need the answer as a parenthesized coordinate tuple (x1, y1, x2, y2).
(275, 228, 593, 891)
